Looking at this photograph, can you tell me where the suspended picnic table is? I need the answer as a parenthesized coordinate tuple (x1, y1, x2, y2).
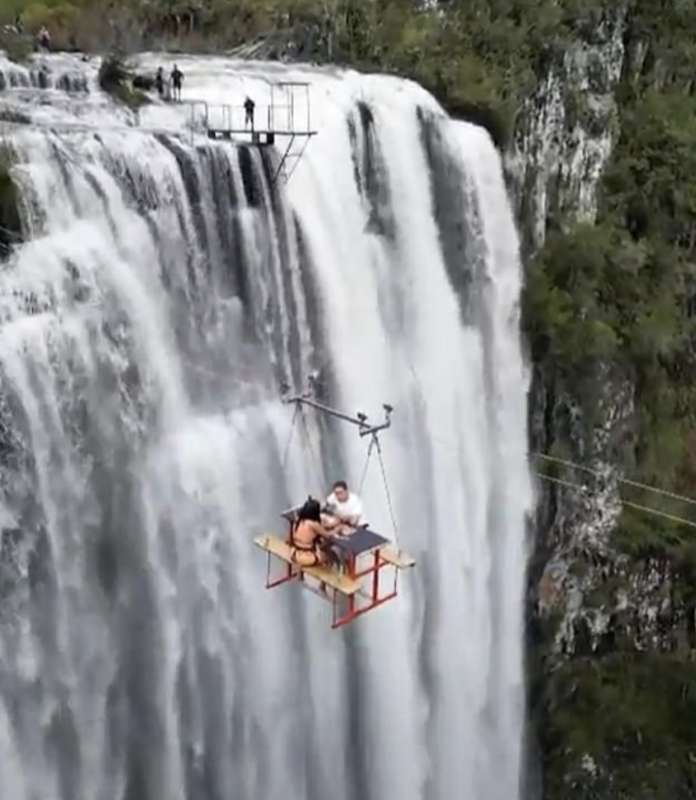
(253, 382, 416, 629)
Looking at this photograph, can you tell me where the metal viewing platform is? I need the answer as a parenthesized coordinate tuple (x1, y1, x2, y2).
(0, 82, 317, 186)
(188, 82, 317, 184)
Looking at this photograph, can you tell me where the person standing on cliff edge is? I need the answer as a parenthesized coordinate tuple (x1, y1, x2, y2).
(37, 26, 51, 51)
(244, 96, 255, 130)
(170, 64, 183, 101)
(155, 67, 165, 98)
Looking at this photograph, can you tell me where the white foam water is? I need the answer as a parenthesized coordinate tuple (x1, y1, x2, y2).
(0, 52, 532, 800)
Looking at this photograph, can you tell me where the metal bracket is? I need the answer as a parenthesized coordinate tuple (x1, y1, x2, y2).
(280, 380, 393, 438)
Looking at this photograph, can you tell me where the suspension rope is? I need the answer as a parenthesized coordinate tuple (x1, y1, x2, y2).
(372, 433, 400, 547)
(358, 435, 376, 495)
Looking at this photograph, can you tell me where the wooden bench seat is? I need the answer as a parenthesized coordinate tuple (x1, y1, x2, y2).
(254, 535, 361, 595)
(380, 546, 416, 569)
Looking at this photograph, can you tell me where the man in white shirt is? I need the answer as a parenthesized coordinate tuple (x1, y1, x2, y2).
(322, 480, 365, 536)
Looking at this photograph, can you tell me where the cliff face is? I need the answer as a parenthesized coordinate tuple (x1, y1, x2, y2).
(508, 5, 627, 254)
(508, 4, 696, 798)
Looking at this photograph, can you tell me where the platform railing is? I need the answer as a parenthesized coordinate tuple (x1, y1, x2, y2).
(178, 83, 316, 141)
(202, 103, 313, 135)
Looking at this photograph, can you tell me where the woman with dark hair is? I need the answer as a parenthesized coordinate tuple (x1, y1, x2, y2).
(291, 497, 331, 567)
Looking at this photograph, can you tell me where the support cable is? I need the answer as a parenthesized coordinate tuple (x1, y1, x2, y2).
(373, 434, 400, 547)
(534, 452, 696, 508)
(536, 472, 696, 531)
(406, 351, 696, 530)
(358, 435, 376, 495)
(283, 374, 696, 542)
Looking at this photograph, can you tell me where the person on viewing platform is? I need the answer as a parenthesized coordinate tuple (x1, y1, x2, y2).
(170, 64, 183, 101)
(244, 96, 255, 130)
(322, 480, 365, 536)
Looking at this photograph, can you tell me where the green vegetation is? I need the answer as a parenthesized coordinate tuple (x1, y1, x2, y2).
(97, 54, 149, 110)
(527, 213, 691, 370)
(0, 28, 32, 61)
(521, 10, 696, 794)
(0, 0, 620, 143)
(0, 0, 83, 48)
(542, 654, 696, 799)
(524, 83, 696, 494)
(614, 508, 691, 559)
(612, 508, 696, 613)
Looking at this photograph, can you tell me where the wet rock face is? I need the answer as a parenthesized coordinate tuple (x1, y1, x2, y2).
(537, 543, 691, 659)
(530, 363, 630, 656)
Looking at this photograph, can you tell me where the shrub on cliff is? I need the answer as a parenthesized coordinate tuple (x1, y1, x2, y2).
(98, 53, 149, 110)
(523, 209, 695, 493)
(0, 29, 32, 61)
(524, 222, 684, 368)
(542, 654, 696, 799)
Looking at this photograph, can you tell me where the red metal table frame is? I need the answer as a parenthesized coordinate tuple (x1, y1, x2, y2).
(263, 520, 399, 629)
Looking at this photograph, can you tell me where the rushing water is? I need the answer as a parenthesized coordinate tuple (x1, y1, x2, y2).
(0, 53, 533, 800)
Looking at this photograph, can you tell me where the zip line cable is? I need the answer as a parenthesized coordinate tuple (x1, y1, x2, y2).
(534, 452, 696, 509)
(282, 352, 696, 538)
(536, 473, 589, 494)
(621, 500, 696, 530)
(536, 472, 696, 531)
(404, 345, 696, 531)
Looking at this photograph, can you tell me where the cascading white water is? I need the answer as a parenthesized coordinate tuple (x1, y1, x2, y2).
(0, 53, 533, 800)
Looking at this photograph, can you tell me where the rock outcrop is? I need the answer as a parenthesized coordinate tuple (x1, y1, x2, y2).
(509, 3, 696, 797)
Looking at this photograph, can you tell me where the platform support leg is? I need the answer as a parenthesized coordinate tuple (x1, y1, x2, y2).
(347, 554, 356, 616)
(371, 550, 380, 602)
(272, 134, 297, 184)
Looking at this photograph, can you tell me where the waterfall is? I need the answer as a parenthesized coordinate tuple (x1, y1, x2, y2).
(0, 53, 533, 800)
